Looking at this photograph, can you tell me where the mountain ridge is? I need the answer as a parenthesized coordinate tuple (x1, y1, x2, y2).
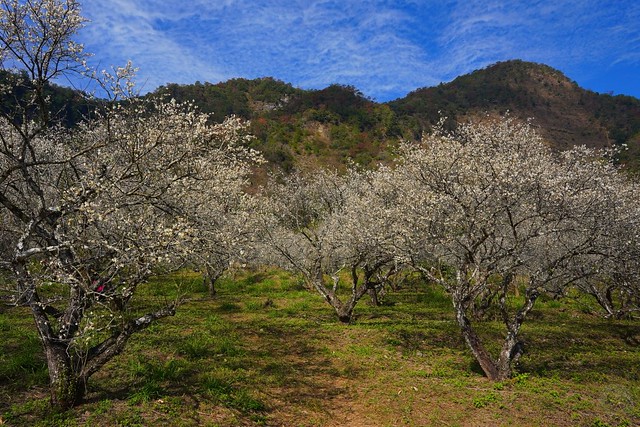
(3, 60, 640, 171)
(153, 59, 640, 171)
(389, 60, 640, 152)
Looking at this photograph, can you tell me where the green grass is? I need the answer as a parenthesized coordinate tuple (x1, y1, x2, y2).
(1, 268, 639, 426)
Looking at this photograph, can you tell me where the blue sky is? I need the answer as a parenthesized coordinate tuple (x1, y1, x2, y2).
(77, 0, 640, 102)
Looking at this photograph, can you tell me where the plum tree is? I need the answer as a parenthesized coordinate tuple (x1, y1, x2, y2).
(391, 116, 640, 380)
(0, 0, 259, 408)
(261, 168, 399, 322)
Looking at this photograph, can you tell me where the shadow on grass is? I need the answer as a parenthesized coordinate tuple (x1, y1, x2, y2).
(77, 297, 353, 423)
(240, 321, 353, 405)
(512, 317, 640, 382)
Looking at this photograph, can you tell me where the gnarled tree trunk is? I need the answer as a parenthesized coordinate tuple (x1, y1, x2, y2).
(453, 286, 538, 381)
(45, 343, 84, 410)
(32, 295, 176, 410)
(309, 267, 370, 324)
(453, 297, 502, 380)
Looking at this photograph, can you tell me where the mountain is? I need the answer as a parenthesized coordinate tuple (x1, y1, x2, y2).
(154, 77, 304, 122)
(3, 60, 640, 172)
(0, 70, 98, 127)
(150, 79, 401, 171)
(151, 61, 640, 171)
(389, 60, 640, 159)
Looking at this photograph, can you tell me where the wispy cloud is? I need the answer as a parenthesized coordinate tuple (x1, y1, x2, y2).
(79, 0, 228, 92)
(76, 0, 640, 101)
(435, 0, 640, 86)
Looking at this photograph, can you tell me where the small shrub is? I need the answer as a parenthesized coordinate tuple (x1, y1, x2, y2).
(201, 371, 266, 413)
(218, 302, 241, 312)
(473, 391, 499, 408)
(128, 380, 164, 404)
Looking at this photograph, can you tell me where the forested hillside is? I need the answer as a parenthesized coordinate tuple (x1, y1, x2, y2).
(3, 60, 640, 171)
(390, 60, 640, 167)
(152, 79, 400, 170)
(153, 60, 640, 171)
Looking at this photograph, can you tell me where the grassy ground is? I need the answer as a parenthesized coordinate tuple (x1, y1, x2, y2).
(1, 268, 639, 427)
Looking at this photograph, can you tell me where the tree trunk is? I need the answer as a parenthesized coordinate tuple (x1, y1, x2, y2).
(493, 288, 537, 380)
(327, 293, 353, 323)
(592, 286, 617, 318)
(310, 271, 353, 323)
(20, 266, 84, 409)
(495, 332, 524, 380)
(203, 264, 226, 298)
(336, 308, 353, 323)
(453, 299, 501, 380)
(203, 274, 214, 297)
(309, 266, 372, 323)
(316, 285, 355, 323)
(45, 343, 84, 410)
(367, 287, 380, 306)
(203, 272, 217, 298)
(38, 302, 176, 410)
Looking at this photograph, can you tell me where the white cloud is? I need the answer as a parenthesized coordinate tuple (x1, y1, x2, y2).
(76, 0, 440, 99)
(74, 0, 640, 100)
(434, 0, 640, 84)
(79, 0, 229, 91)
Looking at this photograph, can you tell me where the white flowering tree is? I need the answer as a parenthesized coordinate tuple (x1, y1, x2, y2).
(560, 147, 640, 319)
(392, 117, 638, 380)
(262, 168, 399, 322)
(180, 127, 264, 298)
(0, 0, 260, 409)
(193, 194, 264, 298)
